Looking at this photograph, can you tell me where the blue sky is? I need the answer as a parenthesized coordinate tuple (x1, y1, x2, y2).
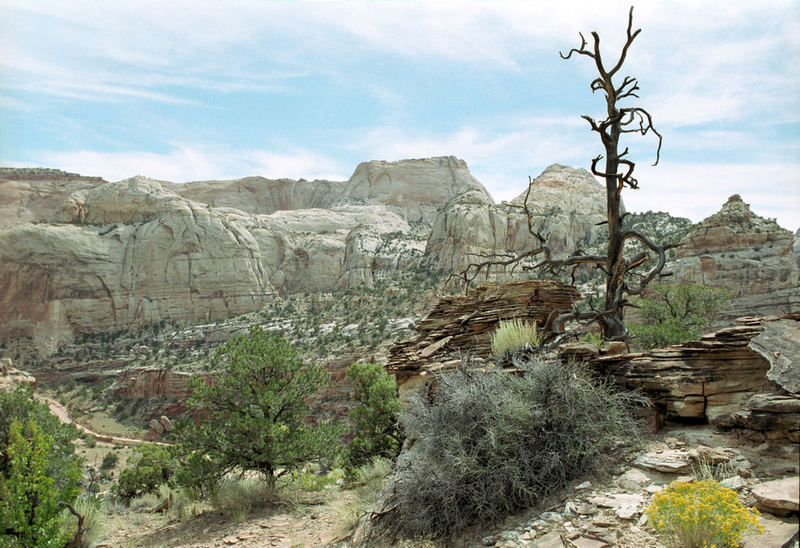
(1, 0, 799, 230)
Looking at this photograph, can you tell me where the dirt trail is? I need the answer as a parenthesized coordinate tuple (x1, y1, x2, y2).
(37, 394, 169, 446)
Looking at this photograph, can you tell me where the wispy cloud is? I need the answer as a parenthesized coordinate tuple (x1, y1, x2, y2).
(36, 145, 350, 183)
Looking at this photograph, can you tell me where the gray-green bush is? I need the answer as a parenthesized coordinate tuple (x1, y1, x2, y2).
(368, 358, 645, 539)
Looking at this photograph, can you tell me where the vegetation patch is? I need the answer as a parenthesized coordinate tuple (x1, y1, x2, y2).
(366, 358, 646, 540)
(646, 479, 762, 547)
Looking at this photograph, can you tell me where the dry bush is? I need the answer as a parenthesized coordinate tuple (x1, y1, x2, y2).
(365, 358, 645, 540)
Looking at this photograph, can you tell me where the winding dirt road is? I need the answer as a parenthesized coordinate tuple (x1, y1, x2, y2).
(37, 394, 169, 446)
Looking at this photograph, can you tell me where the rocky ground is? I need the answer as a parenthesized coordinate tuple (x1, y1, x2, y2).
(84, 423, 799, 548)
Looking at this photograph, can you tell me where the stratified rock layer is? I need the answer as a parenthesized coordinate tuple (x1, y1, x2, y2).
(592, 315, 800, 442)
(671, 194, 799, 303)
(386, 280, 580, 396)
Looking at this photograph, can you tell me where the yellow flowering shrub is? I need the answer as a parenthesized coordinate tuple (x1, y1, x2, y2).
(646, 479, 763, 547)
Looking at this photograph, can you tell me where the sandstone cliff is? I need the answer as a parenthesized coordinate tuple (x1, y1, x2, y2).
(0, 168, 103, 228)
(422, 164, 609, 274)
(176, 156, 489, 225)
(0, 158, 484, 346)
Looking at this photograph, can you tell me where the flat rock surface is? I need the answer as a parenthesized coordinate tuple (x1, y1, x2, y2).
(752, 476, 800, 515)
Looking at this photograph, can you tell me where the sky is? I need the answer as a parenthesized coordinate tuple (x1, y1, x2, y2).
(1, 1, 799, 231)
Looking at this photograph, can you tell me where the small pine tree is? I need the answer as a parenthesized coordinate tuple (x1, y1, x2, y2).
(176, 325, 345, 489)
(0, 419, 80, 547)
(345, 362, 402, 467)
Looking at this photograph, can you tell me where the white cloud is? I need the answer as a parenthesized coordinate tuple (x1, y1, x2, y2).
(36, 146, 350, 183)
(624, 161, 800, 231)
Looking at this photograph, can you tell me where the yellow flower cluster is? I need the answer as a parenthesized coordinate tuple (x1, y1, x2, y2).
(645, 479, 763, 548)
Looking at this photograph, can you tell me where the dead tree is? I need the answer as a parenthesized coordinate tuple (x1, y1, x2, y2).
(457, 7, 675, 342)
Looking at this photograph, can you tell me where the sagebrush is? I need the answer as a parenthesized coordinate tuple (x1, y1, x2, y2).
(366, 358, 645, 539)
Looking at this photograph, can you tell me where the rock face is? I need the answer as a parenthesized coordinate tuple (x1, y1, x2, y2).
(386, 280, 580, 399)
(423, 164, 609, 274)
(748, 319, 800, 394)
(671, 195, 799, 303)
(1, 158, 486, 346)
(751, 477, 800, 516)
(176, 156, 489, 225)
(0, 168, 103, 228)
(592, 315, 800, 442)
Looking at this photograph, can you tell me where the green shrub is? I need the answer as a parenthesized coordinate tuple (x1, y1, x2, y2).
(101, 451, 119, 470)
(629, 283, 729, 350)
(646, 479, 762, 547)
(490, 318, 539, 356)
(0, 387, 83, 497)
(0, 419, 80, 547)
(369, 358, 644, 539)
(345, 362, 402, 468)
(176, 325, 345, 489)
(115, 445, 178, 500)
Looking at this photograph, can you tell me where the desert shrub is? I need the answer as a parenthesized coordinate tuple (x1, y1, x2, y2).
(629, 283, 729, 350)
(175, 325, 345, 489)
(0, 419, 80, 547)
(115, 445, 178, 500)
(101, 451, 119, 470)
(174, 450, 222, 499)
(490, 318, 539, 356)
(369, 358, 644, 539)
(646, 479, 762, 547)
(344, 362, 402, 468)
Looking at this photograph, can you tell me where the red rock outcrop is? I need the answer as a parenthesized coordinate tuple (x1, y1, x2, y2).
(386, 280, 580, 396)
(591, 315, 800, 442)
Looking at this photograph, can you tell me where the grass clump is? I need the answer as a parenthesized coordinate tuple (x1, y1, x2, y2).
(490, 318, 539, 357)
(646, 479, 762, 547)
(367, 358, 644, 540)
(210, 477, 276, 523)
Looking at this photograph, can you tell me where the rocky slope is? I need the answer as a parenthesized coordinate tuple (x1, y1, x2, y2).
(671, 194, 798, 297)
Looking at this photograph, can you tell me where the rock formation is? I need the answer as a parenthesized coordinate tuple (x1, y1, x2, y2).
(386, 280, 580, 399)
(1, 158, 487, 346)
(591, 315, 800, 443)
(0, 358, 36, 392)
(670, 195, 799, 315)
(175, 156, 489, 225)
(0, 168, 103, 228)
(423, 164, 610, 274)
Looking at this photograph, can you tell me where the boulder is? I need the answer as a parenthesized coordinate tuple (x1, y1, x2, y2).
(751, 477, 800, 516)
(748, 318, 800, 394)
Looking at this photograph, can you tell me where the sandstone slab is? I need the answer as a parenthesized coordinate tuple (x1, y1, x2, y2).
(752, 477, 800, 516)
